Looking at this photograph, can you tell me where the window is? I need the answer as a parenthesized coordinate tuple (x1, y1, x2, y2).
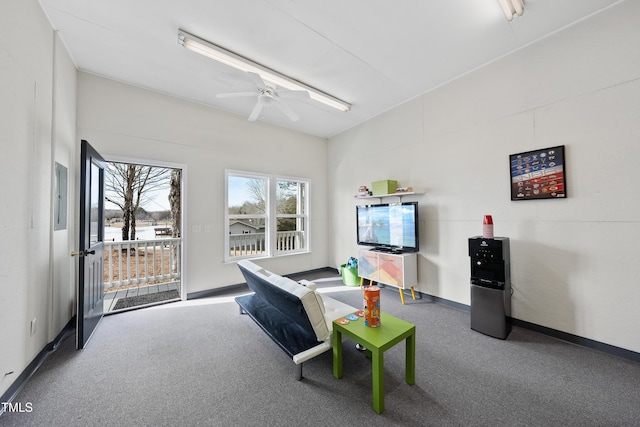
(276, 179, 307, 255)
(225, 170, 309, 261)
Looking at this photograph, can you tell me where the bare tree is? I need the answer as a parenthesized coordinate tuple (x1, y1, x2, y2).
(276, 181, 299, 231)
(246, 178, 266, 213)
(169, 169, 181, 274)
(169, 169, 181, 238)
(105, 162, 171, 240)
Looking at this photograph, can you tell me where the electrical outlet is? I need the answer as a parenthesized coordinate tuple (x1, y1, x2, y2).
(30, 318, 36, 336)
(204, 225, 211, 233)
(192, 225, 202, 233)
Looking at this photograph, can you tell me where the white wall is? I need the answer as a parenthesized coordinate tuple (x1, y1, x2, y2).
(329, 1, 640, 354)
(51, 32, 78, 339)
(76, 73, 330, 294)
(0, 0, 77, 397)
(3, 0, 638, 400)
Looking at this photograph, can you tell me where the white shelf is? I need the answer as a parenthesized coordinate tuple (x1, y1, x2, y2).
(354, 191, 423, 201)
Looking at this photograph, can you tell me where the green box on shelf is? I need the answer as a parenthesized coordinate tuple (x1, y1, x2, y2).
(371, 180, 397, 195)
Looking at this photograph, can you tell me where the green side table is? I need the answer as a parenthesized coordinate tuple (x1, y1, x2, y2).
(333, 312, 416, 414)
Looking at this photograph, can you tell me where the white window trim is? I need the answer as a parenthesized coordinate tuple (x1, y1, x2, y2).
(225, 170, 310, 262)
(274, 177, 309, 256)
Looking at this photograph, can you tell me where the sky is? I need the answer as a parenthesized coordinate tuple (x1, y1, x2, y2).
(104, 173, 256, 212)
(228, 175, 257, 207)
(105, 187, 170, 211)
(144, 187, 171, 211)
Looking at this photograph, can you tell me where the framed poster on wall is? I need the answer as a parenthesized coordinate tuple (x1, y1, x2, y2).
(509, 145, 566, 200)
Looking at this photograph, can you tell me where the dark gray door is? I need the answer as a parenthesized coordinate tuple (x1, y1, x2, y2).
(76, 140, 106, 349)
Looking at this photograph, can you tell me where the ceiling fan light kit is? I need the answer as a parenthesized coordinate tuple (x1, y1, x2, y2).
(177, 29, 351, 116)
(498, 0, 524, 21)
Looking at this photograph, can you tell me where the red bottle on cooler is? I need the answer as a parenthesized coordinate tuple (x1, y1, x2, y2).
(483, 215, 494, 239)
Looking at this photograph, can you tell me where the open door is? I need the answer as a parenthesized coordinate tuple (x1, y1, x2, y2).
(75, 140, 106, 349)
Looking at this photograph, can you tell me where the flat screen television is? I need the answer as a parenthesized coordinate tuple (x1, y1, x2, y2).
(356, 201, 419, 252)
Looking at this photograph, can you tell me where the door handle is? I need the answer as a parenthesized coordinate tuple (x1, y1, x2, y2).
(71, 250, 96, 257)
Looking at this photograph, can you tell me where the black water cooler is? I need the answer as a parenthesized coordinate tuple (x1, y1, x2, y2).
(469, 237, 511, 339)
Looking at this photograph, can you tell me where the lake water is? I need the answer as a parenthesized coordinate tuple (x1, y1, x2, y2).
(105, 226, 170, 242)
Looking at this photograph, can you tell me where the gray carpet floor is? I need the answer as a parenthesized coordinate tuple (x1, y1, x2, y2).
(2, 272, 639, 426)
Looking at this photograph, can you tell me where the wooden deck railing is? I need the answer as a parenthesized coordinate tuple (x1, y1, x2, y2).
(104, 238, 181, 289)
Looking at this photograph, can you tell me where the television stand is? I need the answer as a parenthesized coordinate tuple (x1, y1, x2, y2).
(357, 249, 418, 305)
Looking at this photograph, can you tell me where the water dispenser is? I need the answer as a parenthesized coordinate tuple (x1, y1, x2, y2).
(469, 236, 511, 339)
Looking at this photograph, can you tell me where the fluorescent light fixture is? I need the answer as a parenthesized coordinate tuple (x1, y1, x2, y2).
(178, 29, 351, 112)
(498, 0, 524, 21)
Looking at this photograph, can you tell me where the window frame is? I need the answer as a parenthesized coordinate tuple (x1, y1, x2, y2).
(225, 170, 310, 262)
(274, 177, 309, 256)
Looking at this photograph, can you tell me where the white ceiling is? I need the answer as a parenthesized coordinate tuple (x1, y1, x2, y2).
(40, 0, 624, 138)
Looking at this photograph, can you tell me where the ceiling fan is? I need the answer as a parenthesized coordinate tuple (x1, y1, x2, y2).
(217, 72, 310, 122)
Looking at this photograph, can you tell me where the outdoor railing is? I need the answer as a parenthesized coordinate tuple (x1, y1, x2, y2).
(104, 238, 181, 290)
(276, 230, 304, 252)
(229, 231, 304, 257)
(104, 231, 302, 287)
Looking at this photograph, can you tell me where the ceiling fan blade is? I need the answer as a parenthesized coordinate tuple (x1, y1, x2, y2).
(248, 100, 264, 122)
(277, 89, 310, 100)
(246, 72, 267, 90)
(274, 100, 300, 122)
(216, 92, 257, 98)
